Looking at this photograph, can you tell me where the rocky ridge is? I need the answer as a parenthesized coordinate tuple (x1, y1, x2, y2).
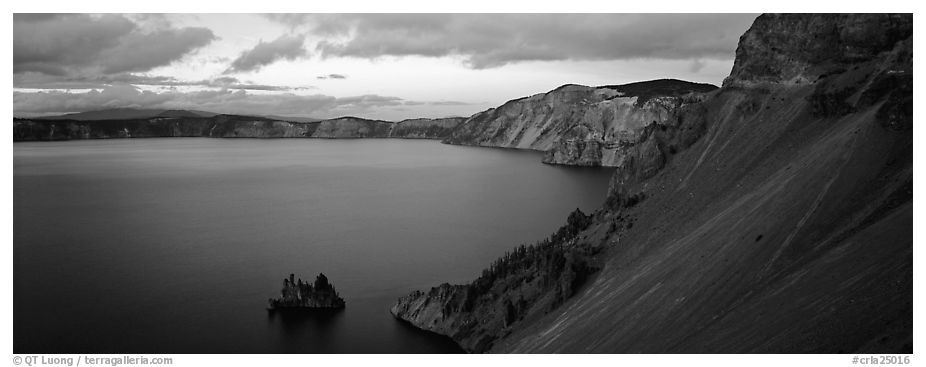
(444, 80, 717, 167)
(13, 115, 467, 141)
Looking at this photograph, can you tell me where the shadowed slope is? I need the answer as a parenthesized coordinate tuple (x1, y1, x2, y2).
(392, 13, 911, 353)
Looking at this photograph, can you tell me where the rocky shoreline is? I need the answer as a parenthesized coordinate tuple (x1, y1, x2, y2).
(389, 208, 609, 353)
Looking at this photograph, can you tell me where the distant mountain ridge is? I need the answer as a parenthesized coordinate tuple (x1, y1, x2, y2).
(14, 112, 468, 140)
(26, 108, 329, 123)
(263, 115, 322, 123)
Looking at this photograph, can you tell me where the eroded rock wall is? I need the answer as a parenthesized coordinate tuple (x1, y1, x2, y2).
(446, 80, 717, 167)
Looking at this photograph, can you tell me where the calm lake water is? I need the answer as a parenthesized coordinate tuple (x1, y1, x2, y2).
(14, 138, 613, 353)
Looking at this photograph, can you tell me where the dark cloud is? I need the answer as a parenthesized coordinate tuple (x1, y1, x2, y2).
(14, 14, 215, 75)
(225, 34, 307, 73)
(316, 74, 347, 80)
(99, 27, 216, 74)
(305, 14, 757, 69)
(14, 14, 134, 75)
(14, 86, 412, 117)
(209, 76, 240, 86)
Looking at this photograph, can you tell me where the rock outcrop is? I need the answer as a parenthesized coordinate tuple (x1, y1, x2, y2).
(311, 116, 468, 139)
(444, 79, 717, 167)
(393, 13, 912, 353)
(268, 273, 345, 310)
(310, 117, 393, 138)
(392, 117, 467, 139)
(724, 13, 913, 87)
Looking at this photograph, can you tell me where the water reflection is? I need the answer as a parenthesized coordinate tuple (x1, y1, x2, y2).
(267, 308, 345, 335)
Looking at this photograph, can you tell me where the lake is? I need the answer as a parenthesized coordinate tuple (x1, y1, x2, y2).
(14, 138, 613, 353)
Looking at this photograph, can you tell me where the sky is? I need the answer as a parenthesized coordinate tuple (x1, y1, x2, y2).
(13, 13, 758, 121)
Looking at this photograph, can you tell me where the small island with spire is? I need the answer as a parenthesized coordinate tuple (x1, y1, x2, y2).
(268, 273, 346, 311)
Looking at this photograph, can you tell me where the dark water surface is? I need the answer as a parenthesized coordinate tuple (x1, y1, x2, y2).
(14, 138, 613, 353)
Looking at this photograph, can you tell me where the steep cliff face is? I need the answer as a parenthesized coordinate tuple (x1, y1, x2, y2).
(444, 80, 716, 167)
(13, 115, 464, 141)
(393, 13, 912, 353)
(391, 117, 466, 139)
(724, 13, 913, 87)
(210, 115, 317, 138)
(310, 117, 394, 138)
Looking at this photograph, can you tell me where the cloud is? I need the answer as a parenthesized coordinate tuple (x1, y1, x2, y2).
(330, 94, 403, 110)
(688, 59, 707, 73)
(98, 27, 216, 74)
(402, 100, 472, 106)
(14, 14, 215, 76)
(425, 100, 472, 106)
(262, 14, 349, 35)
(306, 14, 757, 69)
(316, 74, 347, 80)
(15, 84, 173, 112)
(13, 72, 305, 92)
(14, 85, 412, 118)
(263, 14, 312, 29)
(199, 76, 297, 91)
(225, 34, 307, 73)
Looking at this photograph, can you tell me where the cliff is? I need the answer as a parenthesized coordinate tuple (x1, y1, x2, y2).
(723, 13, 913, 87)
(268, 273, 345, 310)
(392, 13, 912, 353)
(310, 116, 394, 138)
(392, 117, 467, 139)
(13, 115, 465, 141)
(444, 80, 717, 167)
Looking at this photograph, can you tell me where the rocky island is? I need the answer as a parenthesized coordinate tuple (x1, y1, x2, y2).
(268, 273, 345, 311)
